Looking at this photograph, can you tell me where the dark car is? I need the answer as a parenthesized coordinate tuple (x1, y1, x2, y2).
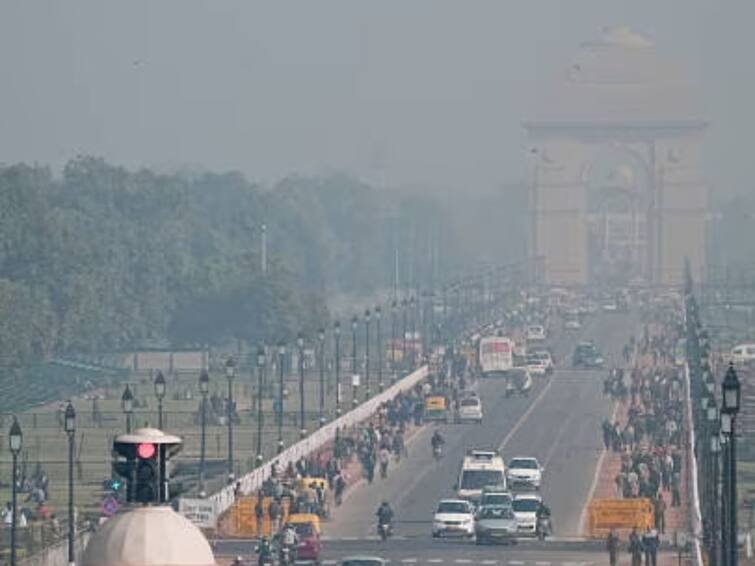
(572, 342, 605, 368)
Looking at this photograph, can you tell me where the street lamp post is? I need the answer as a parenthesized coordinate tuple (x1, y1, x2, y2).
(277, 343, 285, 453)
(318, 328, 326, 427)
(225, 358, 236, 480)
(334, 322, 341, 417)
(198, 370, 209, 492)
(256, 347, 266, 466)
(409, 297, 417, 367)
(391, 300, 397, 383)
(9, 418, 22, 566)
(154, 371, 166, 429)
(364, 309, 371, 400)
(721, 363, 741, 566)
(376, 306, 383, 392)
(706, 397, 719, 566)
(297, 333, 306, 439)
(351, 316, 359, 406)
(64, 402, 76, 566)
(401, 299, 408, 369)
(121, 385, 134, 434)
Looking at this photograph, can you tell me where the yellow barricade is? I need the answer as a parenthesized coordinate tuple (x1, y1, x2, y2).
(587, 498, 653, 538)
(233, 496, 290, 537)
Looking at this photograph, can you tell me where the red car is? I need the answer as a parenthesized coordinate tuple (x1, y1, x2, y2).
(294, 523, 321, 564)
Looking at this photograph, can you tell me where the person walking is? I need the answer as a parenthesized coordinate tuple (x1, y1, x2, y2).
(642, 528, 659, 566)
(268, 497, 280, 535)
(653, 494, 666, 534)
(629, 528, 644, 566)
(606, 529, 619, 566)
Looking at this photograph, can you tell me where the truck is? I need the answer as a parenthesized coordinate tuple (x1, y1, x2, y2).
(478, 335, 514, 375)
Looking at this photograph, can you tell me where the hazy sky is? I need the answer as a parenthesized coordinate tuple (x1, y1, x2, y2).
(1, 1, 753, 196)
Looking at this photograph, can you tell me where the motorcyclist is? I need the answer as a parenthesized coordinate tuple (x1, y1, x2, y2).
(232, 556, 244, 566)
(431, 430, 445, 451)
(376, 500, 394, 532)
(255, 537, 273, 566)
(279, 524, 299, 564)
(536, 502, 552, 537)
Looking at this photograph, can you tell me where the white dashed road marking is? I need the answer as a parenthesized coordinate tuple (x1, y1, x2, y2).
(427, 560, 443, 563)
(454, 560, 472, 564)
(401, 559, 417, 564)
(508, 561, 525, 565)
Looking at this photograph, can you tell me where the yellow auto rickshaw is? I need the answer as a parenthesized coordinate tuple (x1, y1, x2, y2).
(424, 395, 448, 422)
(285, 512, 321, 534)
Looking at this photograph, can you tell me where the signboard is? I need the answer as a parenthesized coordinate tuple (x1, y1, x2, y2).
(179, 497, 218, 528)
(101, 496, 119, 516)
(587, 498, 653, 536)
(352, 374, 360, 386)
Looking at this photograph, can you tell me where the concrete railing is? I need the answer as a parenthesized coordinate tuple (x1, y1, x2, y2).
(179, 365, 429, 528)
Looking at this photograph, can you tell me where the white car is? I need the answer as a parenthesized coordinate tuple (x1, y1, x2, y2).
(526, 357, 547, 377)
(457, 396, 483, 424)
(526, 325, 546, 341)
(512, 493, 542, 536)
(530, 350, 554, 372)
(432, 499, 476, 538)
(564, 317, 581, 330)
(507, 457, 543, 490)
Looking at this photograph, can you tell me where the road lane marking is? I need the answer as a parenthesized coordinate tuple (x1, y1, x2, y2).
(498, 368, 558, 451)
(480, 561, 497, 565)
(454, 560, 472, 564)
(535, 562, 551, 566)
(508, 561, 525, 565)
(401, 559, 417, 564)
(427, 560, 444, 563)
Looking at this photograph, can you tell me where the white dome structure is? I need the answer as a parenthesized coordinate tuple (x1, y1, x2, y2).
(81, 507, 216, 566)
(526, 25, 703, 125)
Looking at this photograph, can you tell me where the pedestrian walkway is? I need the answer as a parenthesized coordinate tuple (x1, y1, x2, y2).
(585, 317, 691, 553)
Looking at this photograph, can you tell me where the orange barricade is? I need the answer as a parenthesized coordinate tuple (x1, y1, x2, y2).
(586, 498, 653, 538)
(233, 496, 290, 537)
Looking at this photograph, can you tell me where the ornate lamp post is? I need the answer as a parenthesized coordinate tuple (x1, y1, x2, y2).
(297, 333, 306, 439)
(225, 357, 236, 480)
(334, 321, 341, 417)
(198, 370, 209, 492)
(9, 417, 22, 566)
(64, 402, 76, 566)
(706, 396, 719, 566)
(376, 306, 383, 392)
(277, 342, 286, 453)
(351, 316, 359, 406)
(721, 363, 741, 566)
(318, 328, 326, 427)
(121, 385, 134, 433)
(154, 371, 166, 429)
(391, 300, 397, 382)
(256, 346, 266, 466)
(364, 309, 371, 400)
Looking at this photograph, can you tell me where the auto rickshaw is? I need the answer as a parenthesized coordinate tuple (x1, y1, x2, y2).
(424, 395, 449, 422)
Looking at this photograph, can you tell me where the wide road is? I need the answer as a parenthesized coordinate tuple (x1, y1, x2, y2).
(323, 311, 637, 543)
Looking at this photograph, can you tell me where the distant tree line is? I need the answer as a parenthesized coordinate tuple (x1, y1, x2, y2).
(0, 157, 498, 373)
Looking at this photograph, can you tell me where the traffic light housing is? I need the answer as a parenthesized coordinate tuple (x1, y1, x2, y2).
(112, 428, 182, 505)
(135, 443, 159, 503)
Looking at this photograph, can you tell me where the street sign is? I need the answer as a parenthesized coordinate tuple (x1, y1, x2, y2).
(352, 374, 360, 386)
(101, 495, 119, 516)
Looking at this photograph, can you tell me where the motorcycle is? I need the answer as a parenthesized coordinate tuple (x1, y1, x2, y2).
(378, 520, 392, 541)
(432, 444, 443, 462)
(278, 545, 295, 566)
(536, 516, 552, 541)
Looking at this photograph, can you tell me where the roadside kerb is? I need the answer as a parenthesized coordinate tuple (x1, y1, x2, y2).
(179, 365, 429, 528)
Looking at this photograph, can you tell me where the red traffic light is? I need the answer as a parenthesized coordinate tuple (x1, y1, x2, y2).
(136, 442, 156, 459)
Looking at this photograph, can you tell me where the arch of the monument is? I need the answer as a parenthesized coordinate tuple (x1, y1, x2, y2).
(524, 27, 707, 287)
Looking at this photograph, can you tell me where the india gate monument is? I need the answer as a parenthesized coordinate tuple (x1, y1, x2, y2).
(524, 26, 707, 287)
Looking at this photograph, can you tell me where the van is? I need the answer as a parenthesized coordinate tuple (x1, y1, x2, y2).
(731, 344, 755, 365)
(456, 449, 506, 502)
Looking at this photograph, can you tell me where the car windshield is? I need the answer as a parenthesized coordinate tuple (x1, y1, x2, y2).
(479, 506, 515, 520)
(482, 494, 512, 506)
(437, 501, 469, 514)
(509, 459, 538, 469)
(460, 470, 504, 489)
(512, 499, 541, 512)
(293, 524, 314, 536)
(460, 399, 479, 407)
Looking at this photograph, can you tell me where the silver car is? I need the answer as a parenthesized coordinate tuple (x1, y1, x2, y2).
(474, 505, 518, 545)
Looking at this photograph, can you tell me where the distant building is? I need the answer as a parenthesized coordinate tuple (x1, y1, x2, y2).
(524, 26, 707, 286)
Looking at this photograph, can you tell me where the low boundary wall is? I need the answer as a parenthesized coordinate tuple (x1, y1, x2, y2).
(179, 365, 429, 528)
